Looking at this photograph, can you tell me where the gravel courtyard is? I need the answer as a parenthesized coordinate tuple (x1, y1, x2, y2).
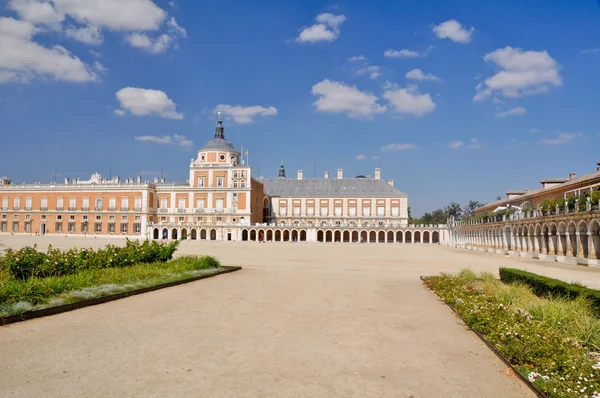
(4, 235, 600, 397)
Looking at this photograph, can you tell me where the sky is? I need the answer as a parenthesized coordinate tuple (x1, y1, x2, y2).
(1, 0, 599, 217)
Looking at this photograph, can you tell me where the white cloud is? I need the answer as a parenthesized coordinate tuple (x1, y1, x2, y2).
(89, 50, 101, 58)
(311, 79, 387, 119)
(405, 68, 440, 81)
(126, 33, 172, 54)
(8, 0, 185, 54)
(372, 156, 380, 160)
(134, 134, 192, 150)
(382, 84, 436, 116)
(65, 24, 103, 45)
(529, 128, 540, 133)
(507, 138, 524, 149)
(580, 48, 600, 54)
(0, 17, 98, 84)
(432, 19, 474, 43)
(93, 61, 108, 74)
(449, 140, 464, 149)
(468, 138, 482, 149)
(383, 49, 419, 58)
(356, 65, 381, 80)
(381, 143, 417, 152)
(113, 109, 126, 116)
(495, 107, 526, 118)
(540, 133, 582, 145)
(214, 104, 278, 124)
(348, 55, 366, 62)
(474, 47, 561, 101)
(296, 13, 346, 43)
(115, 87, 183, 119)
(356, 154, 366, 160)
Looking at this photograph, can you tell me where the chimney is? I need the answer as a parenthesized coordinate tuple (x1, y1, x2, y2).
(375, 168, 381, 180)
(137, 176, 142, 183)
(153, 177, 159, 183)
(388, 179, 394, 187)
(569, 173, 576, 180)
(597, 161, 600, 172)
(64, 177, 70, 184)
(115, 176, 121, 184)
(337, 169, 343, 179)
(324, 171, 329, 179)
(160, 177, 166, 183)
(297, 170, 303, 180)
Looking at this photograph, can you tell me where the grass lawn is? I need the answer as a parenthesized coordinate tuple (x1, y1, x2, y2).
(424, 270, 600, 398)
(0, 255, 221, 318)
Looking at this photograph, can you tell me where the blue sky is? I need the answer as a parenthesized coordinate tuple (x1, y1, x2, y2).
(1, 0, 599, 216)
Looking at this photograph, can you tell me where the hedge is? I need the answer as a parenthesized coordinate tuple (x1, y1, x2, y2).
(499, 267, 600, 315)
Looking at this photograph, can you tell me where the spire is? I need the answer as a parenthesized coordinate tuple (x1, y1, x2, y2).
(278, 161, 286, 178)
(215, 111, 225, 139)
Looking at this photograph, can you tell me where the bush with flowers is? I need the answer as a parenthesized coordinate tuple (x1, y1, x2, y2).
(424, 271, 600, 398)
(4, 239, 180, 280)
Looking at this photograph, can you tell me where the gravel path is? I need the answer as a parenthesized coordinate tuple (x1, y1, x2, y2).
(3, 236, 591, 397)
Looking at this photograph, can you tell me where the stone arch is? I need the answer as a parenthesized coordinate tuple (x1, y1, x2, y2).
(262, 197, 272, 221)
(579, 221, 589, 259)
(325, 230, 333, 242)
(343, 230, 350, 243)
(351, 230, 359, 242)
(387, 230, 394, 243)
(369, 230, 377, 242)
(171, 228, 178, 240)
(266, 230, 273, 242)
(250, 229, 257, 241)
(405, 231, 413, 243)
(567, 222, 578, 257)
(181, 228, 188, 240)
(275, 230, 281, 242)
(283, 230, 290, 242)
(334, 230, 341, 242)
(258, 229, 265, 242)
(396, 231, 403, 243)
(291, 230, 298, 242)
(300, 230, 307, 241)
(360, 230, 367, 242)
(423, 231, 430, 243)
(432, 231, 439, 243)
(162, 228, 168, 240)
(548, 223, 558, 255)
(378, 230, 385, 243)
(153, 228, 159, 240)
(191, 228, 197, 240)
(317, 230, 324, 242)
(414, 230, 421, 243)
(242, 229, 248, 241)
(200, 228, 207, 240)
(557, 222, 567, 256)
(210, 229, 217, 240)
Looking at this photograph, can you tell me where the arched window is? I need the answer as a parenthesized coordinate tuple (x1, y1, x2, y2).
(349, 221, 356, 227)
(321, 221, 328, 226)
(241, 181, 246, 188)
(362, 222, 370, 227)
(335, 221, 341, 226)
(307, 221, 314, 227)
(378, 221, 385, 227)
(280, 221, 286, 226)
(233, 171, 238, 178)
(241, 171, 246, 178)
(293, 221, 300, 226)
(233, 181, 238, 188)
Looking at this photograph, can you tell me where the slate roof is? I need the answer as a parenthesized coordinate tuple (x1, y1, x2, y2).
(200, 138, 237, 152)
(262, 178, 407, 198)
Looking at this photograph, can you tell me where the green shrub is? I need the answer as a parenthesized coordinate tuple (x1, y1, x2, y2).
(499, 267, 600, 316)
(5, 240, 180, 280)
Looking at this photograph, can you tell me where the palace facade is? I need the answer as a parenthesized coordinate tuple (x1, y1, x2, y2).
(0, 119, 447, 243)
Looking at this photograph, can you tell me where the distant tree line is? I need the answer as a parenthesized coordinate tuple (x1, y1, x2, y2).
(409, 200, 486, 225)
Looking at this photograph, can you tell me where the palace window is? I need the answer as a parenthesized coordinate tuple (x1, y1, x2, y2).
(216, 198, 224, 210)
(233, 181, 238, 188)
(320, 207, 328, 217)
(378, 221, 385, 227)
(82, 215, 88, 221)
(197, 217, 203, 222)
(1, 198, 8, 210)
(95, 215, 101, 221)
(349, 221, 356, 227)
(109, 215, 115, 221)
(280, 207, 287, 216)
(82, 197, 89, 210)
(0, 222, 6, 232)
(320, 221, 327, 226)
(57, 215, 62, 221)
(217, 177, 224, 187)
(178, 198, 186, 210)
(108, 223, 115, 233)
(122, 215, 128, 221)
(178, 217, 185, 222)
(121, 197, 129, 211)
(161, 217, 167, 222)
(134, 215, 141, 221)
(241, 171, 246, 178)
(24, 222, 31, 233)
(377, 206, 385, 217)
(41, 215, 46, 220)
(13, 214, 18, 220)
(68, 223, 75, 233)
(12, 222, 19, 232)
(134, 223, 141, 233)
(335, 221, 342, 226)
(335, 206, 342, 216)
(94, 223, 102, 233)
(109, 198, 116, 211)
(293, 207, 300, 216)
(216, 217, 222, 222)
(69, 197, 76, 211)
(391, 207, 399, 217)
(1, 214, 5, 219)
(56, 222, 63, 233)
(240, 181, 246, 188)
(25, 197, 32, 210)
(232, 205, 237, 213)
(82, 223, 89, 233)
(25, 214, 31, 221)
(41, 197, 48, 210)
(56, 197, 63, 210)
(196, 198, 205, 209)
(349, 206, 357, 217)
(13, 197, 20, 210)
(121, 223, 128, 233)
(363, 207, 371, 217)
(160, 198, 168, 209)
(134, 197, 142, 211)
(233, 171, 238, 178)
(293, 221, 300, 226)
(232, 193, 238, 202)
(198, 177, 205, 187)
(306, 207, 314, 217)
(95, 198, 102, 211)
(69, 215, 75, 221)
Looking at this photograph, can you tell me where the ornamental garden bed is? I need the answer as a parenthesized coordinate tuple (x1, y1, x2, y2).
(0, 240, 238, 324)
(423, 270, 600, 398)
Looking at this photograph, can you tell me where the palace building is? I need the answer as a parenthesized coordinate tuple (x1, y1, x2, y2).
(0, 118, 447, 243)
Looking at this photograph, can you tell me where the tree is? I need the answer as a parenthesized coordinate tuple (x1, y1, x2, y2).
(444, 202, 462, 219)
(463, 200, 485, 218)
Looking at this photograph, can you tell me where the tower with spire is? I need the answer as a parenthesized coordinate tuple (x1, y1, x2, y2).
(278, 161, 286, 178)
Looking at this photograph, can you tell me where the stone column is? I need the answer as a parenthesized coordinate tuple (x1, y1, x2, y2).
(556, 233, 564, 256)
(533, 233, 539, 253)
(548, 233, 554, 255)
(515, 233, 521, 251)
(576, 232, 585, 259)
(565, 233, 574, 257)
(588, 232, 597, 259)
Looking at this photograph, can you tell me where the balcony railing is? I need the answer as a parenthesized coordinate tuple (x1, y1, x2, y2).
(95, 207, 103, 211)
(69, 207, 76, 211)
(25, 207, 32, 211)
(134, 207, 142, 211)
(40, 207, 47, 211)
(195, 208, 205, 213)
(13, 207, 20, 211)
(0, 207, 7, 211)
(82, 207, 89, 211)
(158, 208, 168, 213)
(177, 208, 186, 213)
(122, 207, 129, 211)
(108, 207, 116, 211)
(56, 207, 63, 211)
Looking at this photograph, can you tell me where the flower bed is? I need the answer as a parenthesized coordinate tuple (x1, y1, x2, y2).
(423, 270, 600, 397)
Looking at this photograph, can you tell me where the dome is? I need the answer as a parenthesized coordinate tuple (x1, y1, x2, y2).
(201, 137, 237, 152)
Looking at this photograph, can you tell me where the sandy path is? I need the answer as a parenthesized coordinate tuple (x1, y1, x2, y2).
(3, 236, 593, 396)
